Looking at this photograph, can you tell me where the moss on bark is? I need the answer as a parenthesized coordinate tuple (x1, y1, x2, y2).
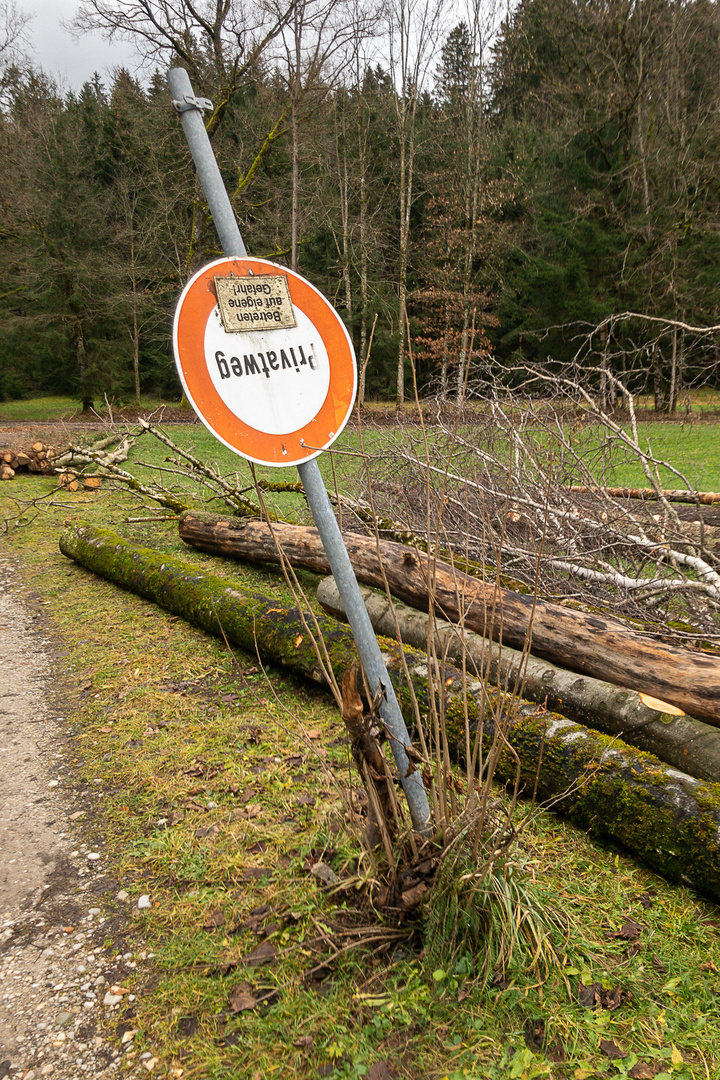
(60, 523, 720, 900)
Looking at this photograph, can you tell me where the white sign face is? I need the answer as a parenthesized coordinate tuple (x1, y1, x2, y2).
(204, 304, 331, 436)
(173, 257, 357, 468)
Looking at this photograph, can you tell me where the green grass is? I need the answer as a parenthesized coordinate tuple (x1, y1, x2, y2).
(1, 442, 720, 1078)
(0, 394, 81, 420)
(598, 423, 720, 491)
(118, 416, 720, 506)
(0, 395, 177, 422)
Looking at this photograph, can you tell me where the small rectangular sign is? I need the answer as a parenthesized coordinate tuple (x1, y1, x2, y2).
(214, 275, 297, 332)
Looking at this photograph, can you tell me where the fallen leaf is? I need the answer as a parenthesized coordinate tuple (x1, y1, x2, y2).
(578, 982, 631, 1011)
(203, 909, 225, 930)
(368, 1062, 395, 1080)
(196, 824, 221, 839)
(701, 960, 718, 973)
(306, 729, 322, 740)
(228, 982, 257, 1013)
(610, 918, 643, 941)
(600, 1038, 627, 1060)
(628, 1062, 661, 1079)
(294, 634, 304, 647)
(293, 1035, 314, 1050)
(243, 941, 277, 967)
(671, 1045, 687, 1066)
(651, 955, 668, 974)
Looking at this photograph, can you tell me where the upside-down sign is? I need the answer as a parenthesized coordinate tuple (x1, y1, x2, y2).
(173, 257, 357, 467)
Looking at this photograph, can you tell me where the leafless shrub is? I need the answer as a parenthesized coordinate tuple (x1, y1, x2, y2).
(336, 365, 720, 643)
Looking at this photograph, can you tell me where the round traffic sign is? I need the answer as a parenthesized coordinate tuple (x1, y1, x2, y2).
(173, 257, 357, 467)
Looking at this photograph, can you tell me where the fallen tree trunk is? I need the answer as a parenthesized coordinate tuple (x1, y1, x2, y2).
(569, 485, 720, 505)
(60, 523, 720, 901)
(318, 576, 720, 783)
(178, 512, 720, 726)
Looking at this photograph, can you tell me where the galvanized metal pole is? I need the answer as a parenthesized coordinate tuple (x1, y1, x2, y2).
(168, 68, 247, 258)
(168, 68, 431, 834)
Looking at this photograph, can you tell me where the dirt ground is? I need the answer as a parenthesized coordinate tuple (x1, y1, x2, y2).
(0, 555, 144, 1080)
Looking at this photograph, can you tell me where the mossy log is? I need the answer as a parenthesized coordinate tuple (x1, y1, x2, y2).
(317, 576, 720, 783)
(178, 512, 720, 726)
(60, 523, 720, 901)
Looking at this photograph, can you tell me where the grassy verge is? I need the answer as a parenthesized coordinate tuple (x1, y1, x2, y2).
(1, 437, 720, 1079)
(0, 396, 176, 422)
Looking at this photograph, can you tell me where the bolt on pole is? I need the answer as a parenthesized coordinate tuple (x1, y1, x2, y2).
(168, 68, 431, 835)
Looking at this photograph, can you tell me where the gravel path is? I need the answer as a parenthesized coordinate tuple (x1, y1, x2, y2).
(0, 556, 147, 1080)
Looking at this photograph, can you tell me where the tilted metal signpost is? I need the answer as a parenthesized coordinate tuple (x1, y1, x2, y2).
(168, 67, 431, 835)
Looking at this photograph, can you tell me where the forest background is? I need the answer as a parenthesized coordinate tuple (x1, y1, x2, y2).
(0, 0, 717, 413)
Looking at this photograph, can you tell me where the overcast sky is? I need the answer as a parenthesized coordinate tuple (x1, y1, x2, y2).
(24, 0, 142, 91)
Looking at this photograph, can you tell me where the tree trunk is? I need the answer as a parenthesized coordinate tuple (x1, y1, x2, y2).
(336, 109, 353, 321)
(317, 575, 720, 782)
(178, 512, 720, 725)
(358, 97, 369, 406)
(291, 92, 300, 273)
(58, 523, 720, 902)
(568, 486, 720, 504)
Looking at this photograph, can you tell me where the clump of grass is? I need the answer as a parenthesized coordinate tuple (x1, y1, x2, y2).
(423, 811, 562, 989)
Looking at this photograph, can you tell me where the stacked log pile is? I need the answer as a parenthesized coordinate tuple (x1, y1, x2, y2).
(0, 433, 130, 485)
(56, 471, 101, 492)
(0, 442, 57, 479)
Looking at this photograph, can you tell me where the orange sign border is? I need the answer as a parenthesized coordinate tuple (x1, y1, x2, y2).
(173, 257, 357, 467)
